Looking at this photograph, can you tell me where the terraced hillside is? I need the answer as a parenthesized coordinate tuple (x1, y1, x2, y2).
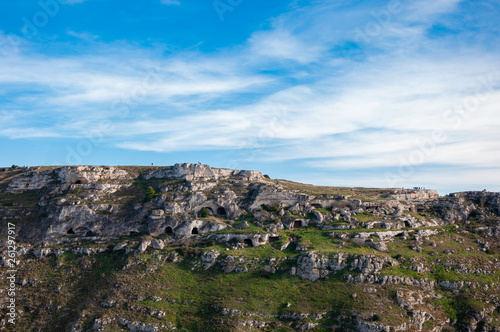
(0, 164, 499, 331)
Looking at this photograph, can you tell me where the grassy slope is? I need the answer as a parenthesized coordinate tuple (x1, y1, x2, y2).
(2, 223, 498, 331)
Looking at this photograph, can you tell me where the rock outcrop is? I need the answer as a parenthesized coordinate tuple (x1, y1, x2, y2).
(296, 252, 397, 281)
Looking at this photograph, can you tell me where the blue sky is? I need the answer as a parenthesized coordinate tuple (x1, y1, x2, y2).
(1, 0, 500, 194)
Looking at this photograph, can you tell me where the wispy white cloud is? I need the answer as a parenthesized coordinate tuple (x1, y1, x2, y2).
(1, 0, 500, 191)
(160, 0, 180, 6)
(403, 0, 463, 22)
(0, 127, 62, 139)
(66, 30, 99, 41)
(63, 0, 90, 4)
(0, 45, 272, 116)
(249, 29, 324, 64)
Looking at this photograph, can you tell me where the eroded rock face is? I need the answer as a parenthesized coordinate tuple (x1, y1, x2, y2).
(249, 187, 312, 210)
(117, 317, 171, 332)
(151, 239, 165, 250)
(2, 164, 500, 251)
(1, 164, 266, 244)
(7, 166, 132, 193)
(208, 233, 282, 247)
(355, 317, 407, 332)
(388, 189, 440, 201)
(296, 252, 331, 281)
(296, 252, 398, 281)
(143, 163, 264, 182)
(201, 249, 220, 269)
(174, 219, 228, 237)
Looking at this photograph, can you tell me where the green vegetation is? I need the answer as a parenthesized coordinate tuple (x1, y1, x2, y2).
(3, 224, 499, 331)
(382, 265, 426, 279)
(213, 223, 264, 235)
(237, 211, 255, 222)
(434, 295, 458, 322)
(408, 211, 425, 220)
(145, 185, 157, 201)
(432, 265, 462, 282)
(199, 207, 211, 218)
(354, 212, 381, 222)
(314, 207, 331, 214)
(126, 256, 376, 330)
(261, 204, 280, 213)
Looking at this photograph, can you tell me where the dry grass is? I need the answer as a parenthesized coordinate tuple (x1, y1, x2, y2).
(276, 179, 396, 199)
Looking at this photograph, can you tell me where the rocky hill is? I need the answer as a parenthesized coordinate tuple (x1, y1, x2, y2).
(0, 164, 499, 331)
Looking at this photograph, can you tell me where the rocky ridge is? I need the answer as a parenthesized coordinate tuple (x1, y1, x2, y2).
(0, 164, 499, 331)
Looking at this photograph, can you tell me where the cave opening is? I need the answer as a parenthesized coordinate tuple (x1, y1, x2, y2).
(67, 228, 75, 235)
(85, 231, 94, 237)
(293, 220, 302, 229)
(74, 178, 89, 185)
(165, 226, 173, 234)
(217, 207, 227, 216)
(191, 227, 199, 235)
(244, 239, 253, 247)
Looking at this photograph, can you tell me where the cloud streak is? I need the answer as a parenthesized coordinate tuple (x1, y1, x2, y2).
(161, 0, 181, 5)
(1, 0, 500, 192)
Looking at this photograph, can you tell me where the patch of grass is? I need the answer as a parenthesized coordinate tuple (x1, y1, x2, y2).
(261, 204, 280, 213)
(434, 294, 486, 325)
(210, 220, 264, 234)
(60, 251, 77, 261)
(354, 212, 381, 222)
(382, 265, 427, 279)
(276, 180, 394, 198)
(431, 264, 499, 284)
(409, 211, 425, 220)
(224, 244, 289, 260)
(271, 234, 290, 250)
(289, 228, 337, 251)
(152, 262, 366, 317)
(435, 296, 457, 322)
(43, 250, 126, 331)
(236, 211, 256, 222)
(314, 207, 331, 214)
